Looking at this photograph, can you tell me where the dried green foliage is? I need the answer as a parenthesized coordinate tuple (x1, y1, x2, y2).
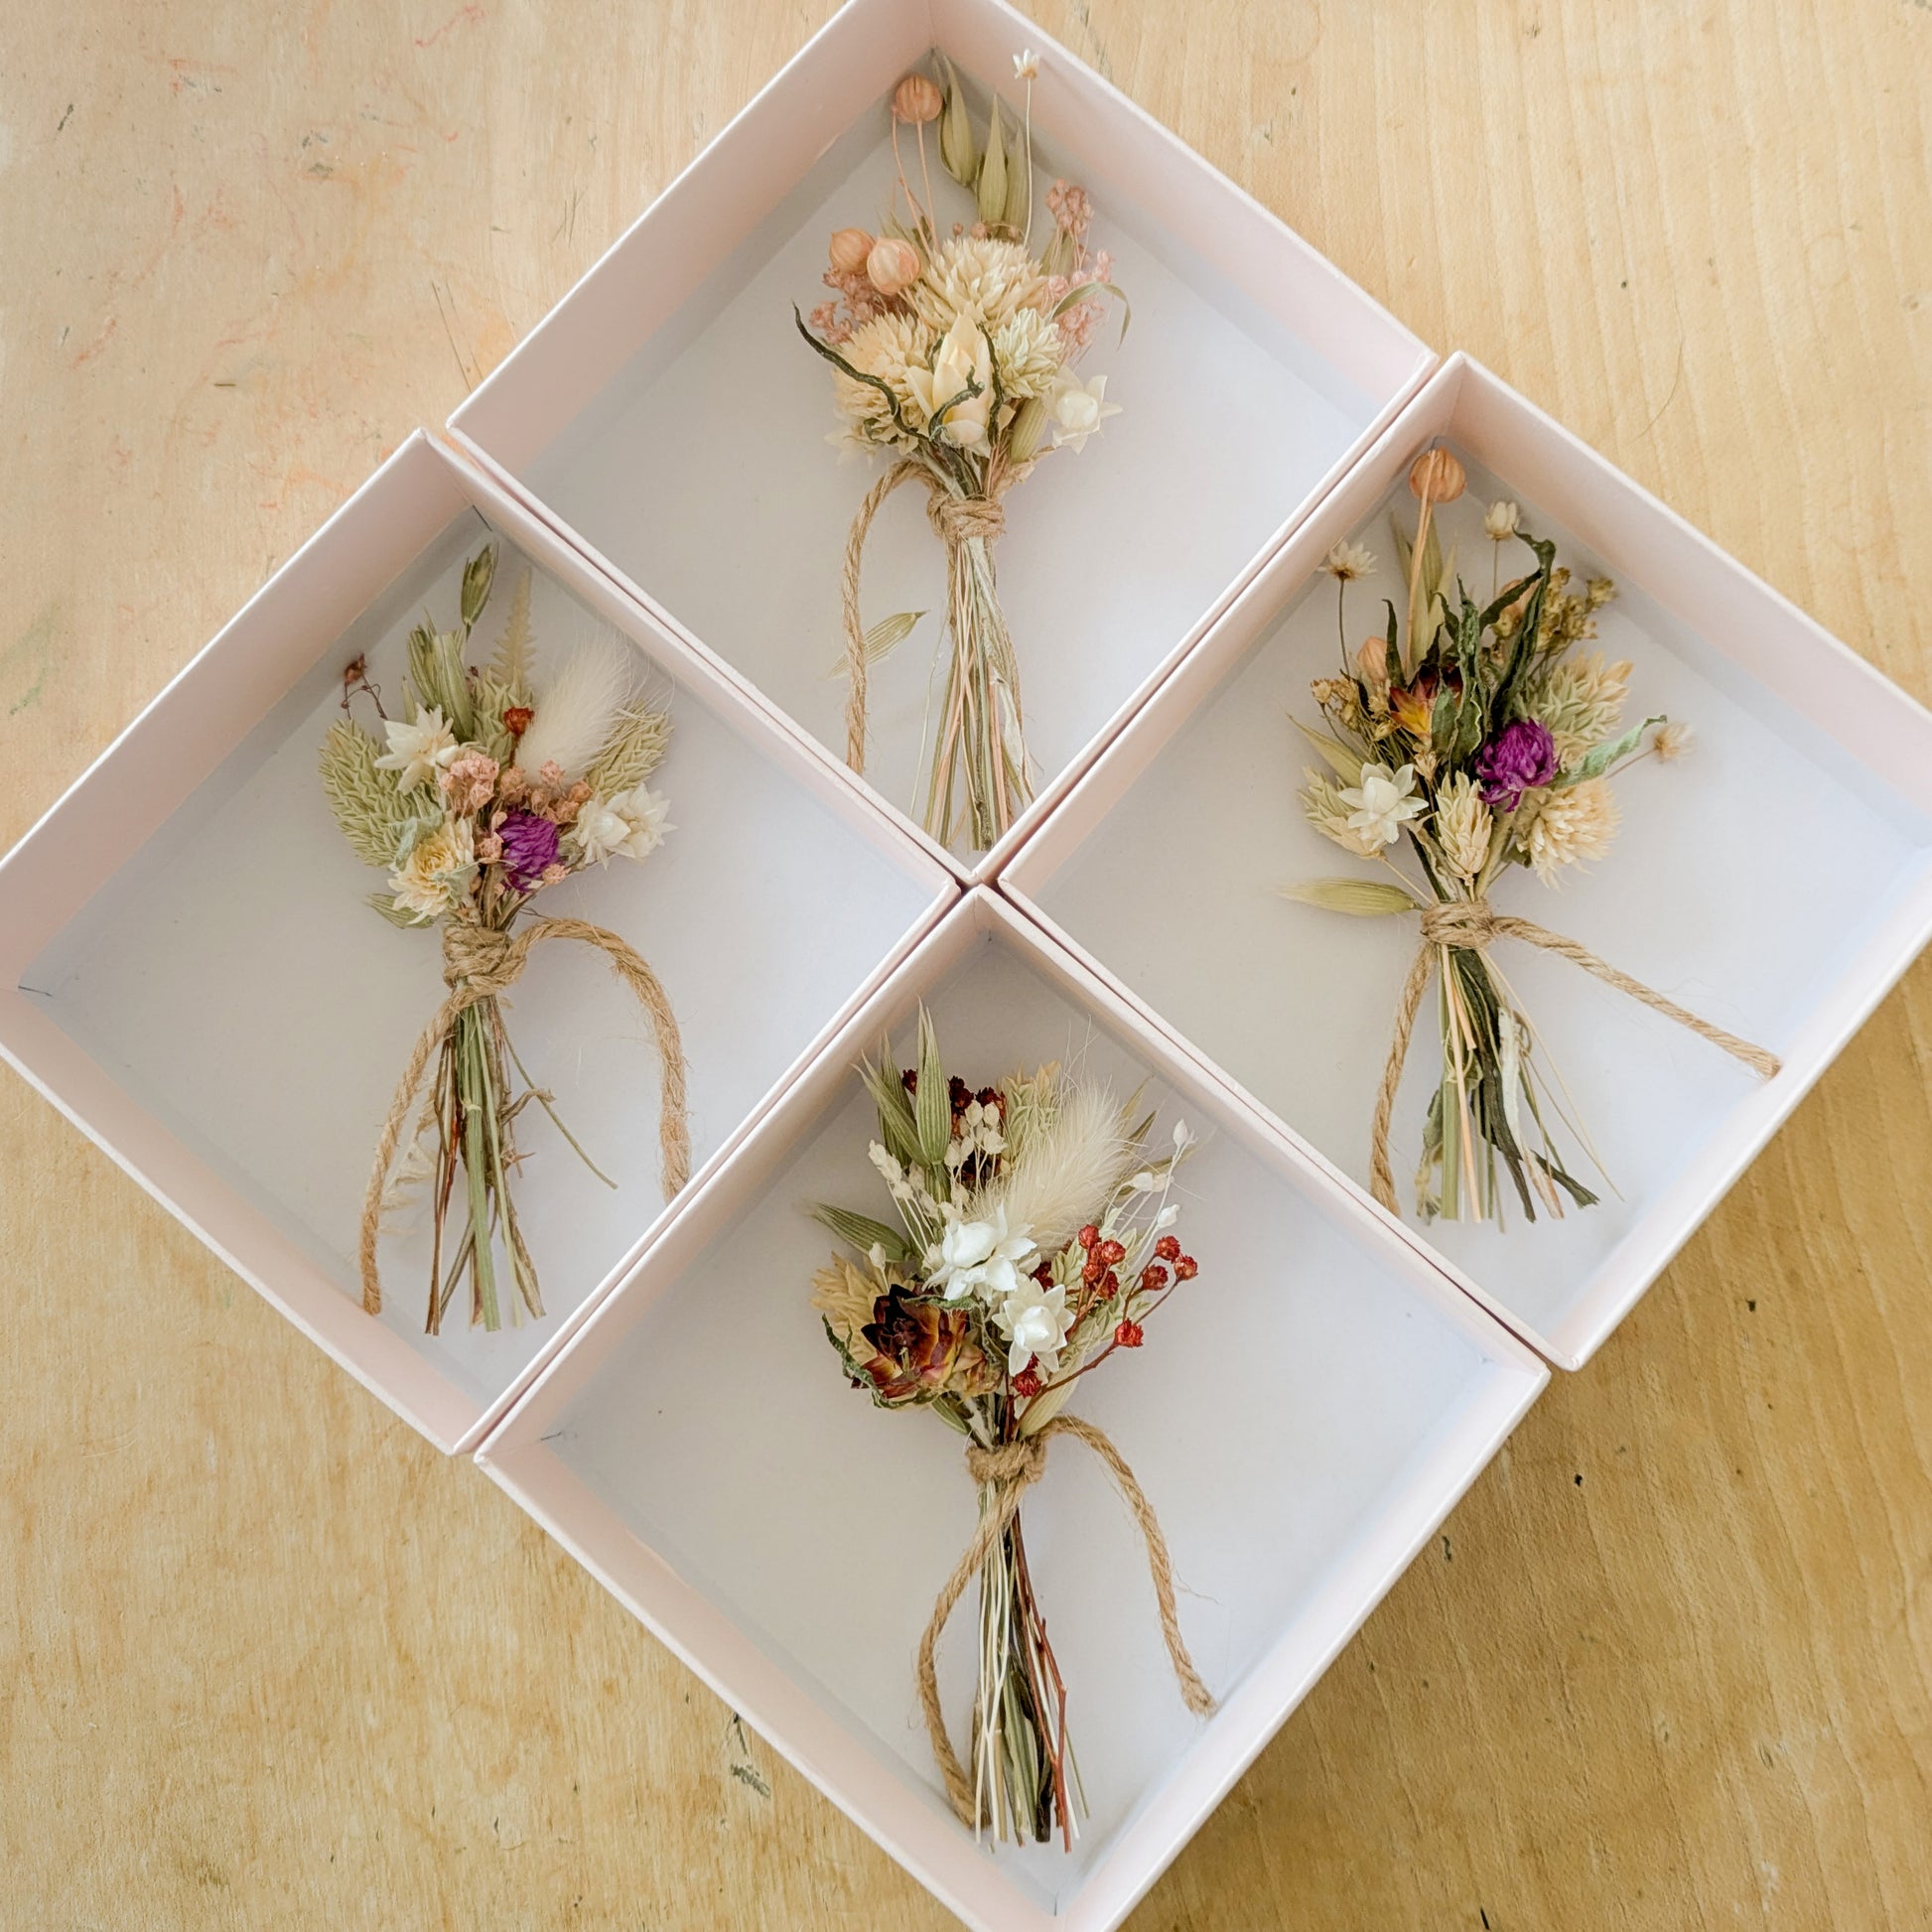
(585, 702, 670, 799)
(319, 718, 417, 869)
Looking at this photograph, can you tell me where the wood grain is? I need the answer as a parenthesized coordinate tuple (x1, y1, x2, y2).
(3, 0, 1930, 1925)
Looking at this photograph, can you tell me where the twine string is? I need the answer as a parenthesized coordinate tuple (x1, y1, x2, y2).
(914, 1414, 1214, 1831)
(1367, 896, 1782, 1214)
(838, 460, 1009, 776)
(357, 915, 689, 1314)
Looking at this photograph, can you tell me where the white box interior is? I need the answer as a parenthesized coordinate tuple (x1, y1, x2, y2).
(1008, 358, 1932, 1367)
(481, 897, 1544, 1930)
(0, 440, 950, 1446)
(451, 0, 1433, 874)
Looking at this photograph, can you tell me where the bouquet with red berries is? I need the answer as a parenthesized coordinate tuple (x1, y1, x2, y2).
(810, 1009, 1211, 1849)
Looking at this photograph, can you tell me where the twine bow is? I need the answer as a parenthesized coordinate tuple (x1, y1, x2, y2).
(1369, 896, 1781, 1214)
(839, 457, 1013, 776)
(914, 1415, 1215, 1830)
(357, 915, 689, 1314)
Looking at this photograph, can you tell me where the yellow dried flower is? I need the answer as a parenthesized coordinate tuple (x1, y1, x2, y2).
(831, 311, 934, 441)
(1527, 776, 1620, 884)
(991, 307, 1063, 399)
(1436, 771, 1492, 879)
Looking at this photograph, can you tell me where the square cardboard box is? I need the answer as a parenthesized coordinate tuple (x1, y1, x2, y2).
(1004, 352, 1932, 1368)
(447, 0, 1435, 884)
(477, 889, 1546, 1931)
(0, 431, 955, 1452)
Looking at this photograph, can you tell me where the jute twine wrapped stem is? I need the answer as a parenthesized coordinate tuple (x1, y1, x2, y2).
(839, 454, 1027, 849)
(1369, 897, 1781, 1214)
(358, 915, 689, 1315)
(914, 1415, 1215, 1832)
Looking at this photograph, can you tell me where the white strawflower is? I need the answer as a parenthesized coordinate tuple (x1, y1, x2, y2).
(1324, 539, 1375, 582)
(1527, 776, 1620, 883)
(1302, 770, 1384, 860)
(1436, 771, 1492, 879)
(387, 815, 476, 921)
(1654, 719, 1695, 761)
(374, 707, 459, 792)
(924, 1207, 1037, 1304)
(1048, 369, 1120, 453)
(1337, 761, 1427, 849)
(572, 785, 671, 866)
(994, 1277, 1072, 1376)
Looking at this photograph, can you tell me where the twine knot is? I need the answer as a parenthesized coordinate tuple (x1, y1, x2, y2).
(441, 920, 522, 995)
(926, 491, 1006, 546)
(1418, 898, 1499, 949)
(964, 1438, 1045, 1490)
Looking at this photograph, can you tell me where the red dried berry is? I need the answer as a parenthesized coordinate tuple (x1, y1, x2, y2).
(1097, 1239, 1126, 1267)
(1099, 1270, 1120, 1300)
(1114, 1319, 1145, 1348)
(1155, 1234, 1181, 1263)
(1077, 1224, 1100, 1250)
(1012, 1363, 1043, 1398)
(1082, 1257, 1104, 1287)
(1173, 1255, 1198, 1281)
(1033, 1261, 1055, 1288)
(1140, 1263, 1169, 1293)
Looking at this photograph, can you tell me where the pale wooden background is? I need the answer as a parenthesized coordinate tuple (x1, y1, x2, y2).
(3, 2, 1930, 1926)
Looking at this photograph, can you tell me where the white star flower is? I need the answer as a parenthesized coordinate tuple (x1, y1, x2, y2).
(995, 1277, 1072, 1376)
(374, 707, 459, 792)
(1337, 762, 1427, 849)
(924, 1207, 1038, 1305)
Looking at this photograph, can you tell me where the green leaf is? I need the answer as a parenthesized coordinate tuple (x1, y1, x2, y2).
(1294, 717, 1363, 783)
(861, 1049, 922, 1168)
(1051, 280, 1132, 345)
(913, 1006, 951, 1168)
(977, 95, 1008, 226)
(812, 1204, 909, 1262)
(793, 306, 915, 440)
(1559, 715, 1664, 785)
(937, 55, 978, 185)
(1279, 878, 1421, 917)
(459, 543, 496, 630)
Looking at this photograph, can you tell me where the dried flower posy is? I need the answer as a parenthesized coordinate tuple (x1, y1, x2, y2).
(1287, 453, 1779, 1227)
(810, 1013, 1211, 1849)
(799, 51, 1127, 851)
(322, 546, 688, 1332)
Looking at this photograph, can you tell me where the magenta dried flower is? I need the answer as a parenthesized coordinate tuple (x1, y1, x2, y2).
(498, 809, 561, 891)
(1475, 719, 1559, 808)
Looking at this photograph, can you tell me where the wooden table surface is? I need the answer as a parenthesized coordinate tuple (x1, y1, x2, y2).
(4, 2, 1930, 1925)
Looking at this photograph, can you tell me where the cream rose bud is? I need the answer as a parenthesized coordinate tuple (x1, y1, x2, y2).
(907, 315, 994, 448)
(865, 235, 921, 296)
(829, 226, 874, 274)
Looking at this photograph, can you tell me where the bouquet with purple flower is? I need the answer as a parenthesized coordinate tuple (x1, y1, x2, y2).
(1286, 452, 1778, 1228)
(321, 545, 688, 1332)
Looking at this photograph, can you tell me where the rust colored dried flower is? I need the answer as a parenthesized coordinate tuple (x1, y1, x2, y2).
(1114, 1318, 1145, 1348)
(1155, 1234, 1180, 1263)
(1408, 446, 1466, 504)
(893, 72, 943, 123)
(1140, 1263, 1168, 1293)
(1096, 1238, 1126, 1266)
(502, 705, 533, 739)
(860, 1288, 975, 1403)
(1172, 1255, 1198, 1282)
(1011, 1364, 1043, 1398)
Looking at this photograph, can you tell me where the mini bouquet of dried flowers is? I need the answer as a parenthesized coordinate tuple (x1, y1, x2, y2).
(797, 51, 1127, 852)
(321, 545, 688, 1332)
(810, 1011, 1211, 1847)
(1286, 451, 1778, 1228)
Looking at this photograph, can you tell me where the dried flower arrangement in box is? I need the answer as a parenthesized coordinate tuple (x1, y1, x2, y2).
(809, 1011, 1212, 1848)
(321, 545, 688, 1332)
(797, 50, 1127, 852)
(1286, 451, 1780, 1228)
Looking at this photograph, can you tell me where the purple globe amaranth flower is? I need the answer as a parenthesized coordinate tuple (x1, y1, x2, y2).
(498, 809, 561, 891)
(1475, 718, 1559, 808)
